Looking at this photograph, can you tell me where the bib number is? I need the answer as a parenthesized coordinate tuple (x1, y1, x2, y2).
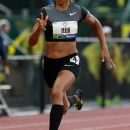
(52, 21, 78, 39)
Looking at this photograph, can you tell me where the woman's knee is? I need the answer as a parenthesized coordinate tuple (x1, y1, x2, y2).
(51, 88, 64, 100)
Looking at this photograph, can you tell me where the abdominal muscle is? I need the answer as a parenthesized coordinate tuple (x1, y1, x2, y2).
(45, 41, 77, 58)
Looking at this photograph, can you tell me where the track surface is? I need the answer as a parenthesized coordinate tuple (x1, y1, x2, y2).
(0, 107, 130, 130)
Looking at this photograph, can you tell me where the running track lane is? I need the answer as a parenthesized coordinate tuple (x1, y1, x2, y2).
(0, 107, 130, 130)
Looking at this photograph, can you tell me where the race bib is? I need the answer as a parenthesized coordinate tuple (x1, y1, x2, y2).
(52, 21, 78, 39)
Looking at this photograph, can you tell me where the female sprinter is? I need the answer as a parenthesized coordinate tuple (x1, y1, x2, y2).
(28, 0, 116, 130)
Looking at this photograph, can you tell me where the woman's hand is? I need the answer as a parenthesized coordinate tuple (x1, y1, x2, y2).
(101, 47, 116, 69)
(35, 12, 48, 31)
(29, 13, 48, 46)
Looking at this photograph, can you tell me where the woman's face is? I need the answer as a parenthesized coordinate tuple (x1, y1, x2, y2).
(2, 24, 10, 33)
(54, 0, 69, 5)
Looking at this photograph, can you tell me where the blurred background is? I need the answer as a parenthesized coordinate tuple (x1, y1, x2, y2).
(0, 0, 130, 116)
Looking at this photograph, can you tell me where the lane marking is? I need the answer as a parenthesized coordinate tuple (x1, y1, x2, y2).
(1, 114, 130, 129)
(73, 123, 130, 130)
(0, 122, 48, 130)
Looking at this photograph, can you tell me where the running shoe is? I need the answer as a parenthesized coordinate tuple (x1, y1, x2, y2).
(74, 89, 83, 110)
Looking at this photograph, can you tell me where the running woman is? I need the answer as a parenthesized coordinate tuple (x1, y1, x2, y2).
(28, 0, 116, 130)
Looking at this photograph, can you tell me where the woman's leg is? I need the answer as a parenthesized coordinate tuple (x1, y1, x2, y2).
(63, 93, 70, 114)
(49, 70, 75, 130)
(48, 88, 70, 115)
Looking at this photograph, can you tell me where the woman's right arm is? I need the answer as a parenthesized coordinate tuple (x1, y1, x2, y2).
(28, 13, 48, 46)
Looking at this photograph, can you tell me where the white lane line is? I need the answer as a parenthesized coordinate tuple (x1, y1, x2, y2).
(63, 114, 130, 124)
(1, 114, 130, 130)
(0, 122, 48, 130)
(73, 123, 130, 130)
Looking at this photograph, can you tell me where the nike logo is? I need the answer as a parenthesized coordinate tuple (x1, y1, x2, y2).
(70, 12, 77, 16)
(64, 64, 73, 67)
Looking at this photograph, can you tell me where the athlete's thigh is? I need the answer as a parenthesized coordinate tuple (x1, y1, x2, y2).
(53, 70, 75, 92)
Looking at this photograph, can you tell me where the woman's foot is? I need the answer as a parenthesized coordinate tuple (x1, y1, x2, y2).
(74, 89, 83, 110)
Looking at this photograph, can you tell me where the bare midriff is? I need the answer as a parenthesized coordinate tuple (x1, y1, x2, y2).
(45, 41, 77, 58)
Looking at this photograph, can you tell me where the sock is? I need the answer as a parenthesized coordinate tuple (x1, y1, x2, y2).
(49, 104, 64, 130)
(68, 96, 76, 108)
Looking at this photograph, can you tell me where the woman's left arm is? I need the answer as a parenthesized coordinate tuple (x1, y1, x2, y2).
(84, 11, 116, 69)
